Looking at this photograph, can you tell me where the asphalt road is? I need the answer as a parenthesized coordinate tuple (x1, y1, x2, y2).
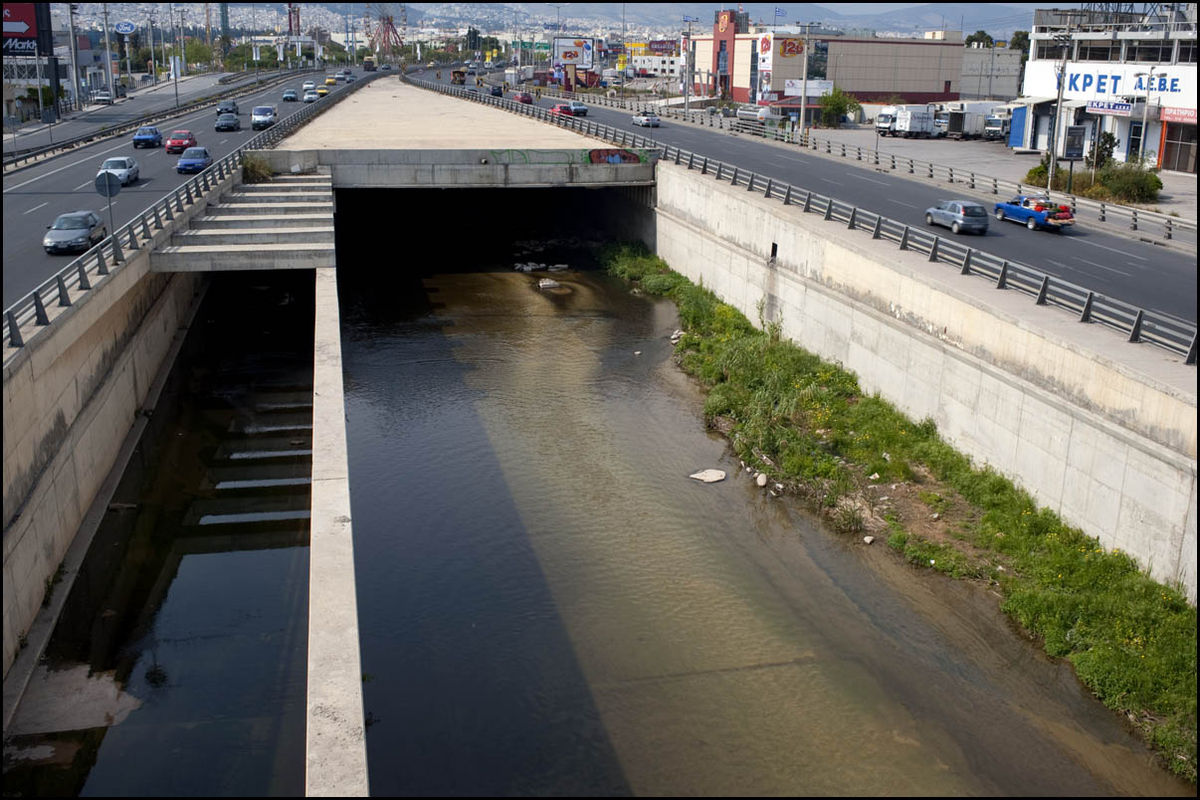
(2, 69, 346, 307)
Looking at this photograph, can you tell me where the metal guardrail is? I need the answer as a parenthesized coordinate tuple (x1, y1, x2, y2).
(2, 68, 316, 171)
(414, 77, 1197, 365)
(520, 86, 1196, 247)
(3, 72, 385, 363)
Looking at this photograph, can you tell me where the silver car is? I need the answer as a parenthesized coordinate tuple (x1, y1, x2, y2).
(44, 211, 106, 254)
(925, 200, 989, 235)
(96, 156, 139, 185)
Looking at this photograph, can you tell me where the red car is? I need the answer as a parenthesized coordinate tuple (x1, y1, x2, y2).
(549, 103, 576, 117)
(514, 91, 533, 104)
(165, 130, 197, 154)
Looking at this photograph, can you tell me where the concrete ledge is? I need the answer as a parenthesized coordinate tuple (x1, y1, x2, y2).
(205, 201, 333, 215)
(172, 227, 335, 246)
(192, 214, 334, 229)
(151, 244, 336, 272)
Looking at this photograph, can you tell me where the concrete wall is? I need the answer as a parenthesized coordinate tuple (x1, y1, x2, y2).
(2, 177, 233, 678)
(649, 162, 1197, 599)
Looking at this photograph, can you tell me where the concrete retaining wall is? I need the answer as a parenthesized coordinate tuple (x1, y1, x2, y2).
(650, 162, 1197, 599)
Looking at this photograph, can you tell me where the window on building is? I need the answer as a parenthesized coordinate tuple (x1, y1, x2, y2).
(1077, 40, 1118, 61)
(1128, 41, 1173, 63)
(1161, 123, 1196, 173)
(1036, 42, 1064, 60)
(1177, 40, 1196, 63)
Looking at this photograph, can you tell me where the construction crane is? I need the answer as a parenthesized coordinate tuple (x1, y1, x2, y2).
(365, 4, 406, 63)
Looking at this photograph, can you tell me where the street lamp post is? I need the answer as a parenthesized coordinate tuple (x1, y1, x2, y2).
(1047, 32, 1071, 191)
(683, 16, 697, 115)
(1134, 67, 1158, 165)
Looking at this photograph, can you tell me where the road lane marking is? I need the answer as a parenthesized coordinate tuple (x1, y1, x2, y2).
(890, 200, 919, 209)
(23, 201, 48, 215)
(1075, 237, 1148, 261)
(1074, 256, 1132, 277)
(74, 181, 92, 191)
(850, 173, 889, 186)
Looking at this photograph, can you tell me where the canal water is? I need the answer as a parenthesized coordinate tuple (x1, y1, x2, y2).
(334, 200, 1190, 797)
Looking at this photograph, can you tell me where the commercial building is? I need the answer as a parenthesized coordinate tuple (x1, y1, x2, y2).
(1010, 5, 1195, 173)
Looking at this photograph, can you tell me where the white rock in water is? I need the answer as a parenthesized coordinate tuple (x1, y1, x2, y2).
(755, 473, 768, 487)
(689, 469, 726, 483)
(549, 263, 568, 271)
(863, 536, 875, 545)
(633, 350, 641, 356)
(538, 278, 561, 289)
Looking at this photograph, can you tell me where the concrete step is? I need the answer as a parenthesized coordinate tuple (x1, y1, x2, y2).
(192, 214, 333, 229)
(238, 182, 332, 193)
(268, 173, 331, 182)
(173, 227, 335, 246)
(151, 242, 336, 272)
(223, 191, 332, 203)
(206, 201, 333, 215)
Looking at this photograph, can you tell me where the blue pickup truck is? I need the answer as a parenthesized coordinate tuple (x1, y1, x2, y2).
(993, 195, 1076, 232)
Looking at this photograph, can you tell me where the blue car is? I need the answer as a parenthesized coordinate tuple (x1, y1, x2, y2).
(176, 146, 213, 174)
(132, 125, 162, 148)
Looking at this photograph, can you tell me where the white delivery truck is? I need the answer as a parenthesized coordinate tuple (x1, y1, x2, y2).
(894, 107, 935, 138)
(875, 105, 898, 136)
(946, 110, 987, 139)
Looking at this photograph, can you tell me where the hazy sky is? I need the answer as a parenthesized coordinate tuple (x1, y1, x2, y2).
(811, 2, 1080, 14)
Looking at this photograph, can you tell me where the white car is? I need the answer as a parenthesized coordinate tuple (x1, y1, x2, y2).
(631, 113, 660, 127)
(96, 156, 139, 185)
(251, 105, 278, 130)
(302, 80, 316, 91)
(303, 90, 319, 103)
(93, 90, 113, 104)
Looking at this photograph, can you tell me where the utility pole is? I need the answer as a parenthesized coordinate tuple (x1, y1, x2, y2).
(102, 3, 114, 94)
(683, 15, 697, 114)
(1047, 31, 1071, 190)
(68, 4, 82, 110)
(800, 22, 813, 143)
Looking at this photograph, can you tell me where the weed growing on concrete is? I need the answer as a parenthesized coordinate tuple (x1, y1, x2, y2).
(600, 241, 1197, 783)
(241, 152, 273, 184)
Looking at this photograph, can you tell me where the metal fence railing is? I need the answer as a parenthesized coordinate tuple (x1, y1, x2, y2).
(411, 76, 1196, 365)
(3, 72, 384, 363)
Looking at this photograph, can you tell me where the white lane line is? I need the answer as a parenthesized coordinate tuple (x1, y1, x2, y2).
(23, 201, 49, 215)
(4, 138, 136, 193)
(850, 173, 890, 186)
(220, 138, 229, 144)
(890, 200, 919, 209)
(1075, 236, 1148, 261)
(1048, 259, 1068, 270)
(820, 178, 839, 184)
(1074, 256, 1132, 277)
(74, 181, 92, 191)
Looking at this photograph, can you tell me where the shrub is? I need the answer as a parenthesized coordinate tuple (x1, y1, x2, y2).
(1098, 162, 1163, 203)
(241, 152, 273, 183)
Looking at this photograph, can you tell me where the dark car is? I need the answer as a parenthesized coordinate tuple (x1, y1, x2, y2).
(215, 112, 241, 131)
(514, 91, 533, 104)
(43, 211, 106, 254)
(490, 85, 503, 96)
(132, 125, 162, 148)
(165, 129, 197, 153)
(282, 89, 299, 102)
(216, 99, 238, 115)
(176, 146, 214, 174)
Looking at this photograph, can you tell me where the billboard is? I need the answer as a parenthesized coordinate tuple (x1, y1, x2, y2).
(784, 79, 832, 98)
(3, 3, 49, 56)
(758, 32, 773, 71)
(648, 39, 676, 55)
(553, 37, 594, 70)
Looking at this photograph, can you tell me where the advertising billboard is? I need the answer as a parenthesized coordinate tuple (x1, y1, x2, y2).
(783, 79, 832, 98)
(648, 39, 676, 55)
(553, 37, 594, 70)
(2, 3, 46, 56)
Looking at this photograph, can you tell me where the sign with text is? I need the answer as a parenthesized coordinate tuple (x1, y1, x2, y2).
(1160, 106, 1196, 124)
(553, 37, 593, 70)
(1063, 125, 1087, 159)
(1024, 61, 1196, 104)
(1086, 100, 1131, 116)
(2, 3, 45, 55)
(784, 79, 831, 98)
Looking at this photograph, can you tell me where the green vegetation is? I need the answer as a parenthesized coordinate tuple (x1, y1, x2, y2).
(817, 86, 861, 127)
(1023, 151, 1163, 203)
(240, 152, 272, 184)
(599, 241, 1196, 783)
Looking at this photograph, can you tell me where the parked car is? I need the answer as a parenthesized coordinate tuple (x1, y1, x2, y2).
(993, 195, 1076, 232)
(43, 211, 106, 254)
(316, 86, 329, 97)
(215, 112, 241, 131)
(549, 103, 575, 117)
(93, 90, 113, 104)
(924, 200, 989, 235)
(282, 89, 298, 102)
(632, 113, 660, 127)
(567, 100, 588, 116)
(302, 80, 316, 91)
(96, 156, 139, 186)
(216, 99, 238, 115)
(176, 146, 214, 173)
(303, 90, 319, 103)
(165, 129, 197, 153)
(514, 91, 533, 104)
(132, 125, 162, 148)
(251, 105, 277, 130)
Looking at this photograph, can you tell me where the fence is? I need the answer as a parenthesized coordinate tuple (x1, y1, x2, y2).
(419, 77, 1197, 365)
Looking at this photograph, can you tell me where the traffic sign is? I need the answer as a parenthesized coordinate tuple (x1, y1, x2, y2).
(94, 172, 122, 198)
(115, 21, 136, 35)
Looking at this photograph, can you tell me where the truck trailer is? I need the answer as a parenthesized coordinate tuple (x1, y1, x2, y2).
(946, 110, 986, 139)
(894, 107, 935, 138)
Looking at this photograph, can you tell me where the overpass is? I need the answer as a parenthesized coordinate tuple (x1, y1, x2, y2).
(3, 75, 1195, 794)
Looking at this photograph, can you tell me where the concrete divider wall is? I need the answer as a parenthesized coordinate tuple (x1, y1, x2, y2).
(2, 175, 235, 678)
(650, 162, 1197, 599)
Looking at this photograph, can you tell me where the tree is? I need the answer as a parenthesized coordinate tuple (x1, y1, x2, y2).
(1085, 131, 1118, 169)
(1008, 30, 1030, 57)
(185, 39, 212, 68)
(965, 30, 994, 47)
(817, 86, 861, 127)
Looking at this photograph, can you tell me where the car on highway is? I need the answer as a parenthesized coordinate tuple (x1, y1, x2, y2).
(93, 90, 113, 104)
(325, 75, 337, 86)
(567, 100, 589, 116)
(132, 125, 162, 148)
(489, 85, 503, 96)
(993, 195, 1076, 232)
(380, 63, 391, 71)
(303, 90, 319, 103)
(316, 86, 329, 97)
(342, 67, 352, 76)
(924, 200, 989, 235)
(302, 80, 316, 91)
(345, 73, 357, 82)
(251, 105, 277, 130)
(165, 129, 197, 153)
(215, 112, 241, 132)
(513, 91, 533, 104)
(549, 103, 576, 117)
(216, 99, 239, 116)
(632, 112, 660, 127)
(43, 211, 107, 254)
(96, 156, 140, 186)
(176, 146, 214, 174)
(282, 89, 298, 102)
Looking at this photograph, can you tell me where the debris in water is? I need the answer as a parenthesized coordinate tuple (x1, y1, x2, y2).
(538, 278, 561, 289)
(689, 469, 726, 483)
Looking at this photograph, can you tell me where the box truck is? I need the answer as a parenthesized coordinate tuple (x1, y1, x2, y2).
(946, 110, 986, 139)
(894, 107, 935, 138)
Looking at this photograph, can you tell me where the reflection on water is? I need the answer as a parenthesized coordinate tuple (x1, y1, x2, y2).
(338, 240, 1190, 796)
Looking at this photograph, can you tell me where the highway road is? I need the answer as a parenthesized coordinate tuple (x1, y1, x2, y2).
(1, 68, 352, 307)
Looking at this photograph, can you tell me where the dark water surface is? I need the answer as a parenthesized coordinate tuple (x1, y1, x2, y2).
(337, 233, 1190, 796)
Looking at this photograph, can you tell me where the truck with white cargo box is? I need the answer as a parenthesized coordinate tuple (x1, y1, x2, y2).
(894, 107, 935, 138)
(946, 110, 986, 139)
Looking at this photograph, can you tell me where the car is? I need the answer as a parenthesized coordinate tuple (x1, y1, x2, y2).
(132, 125, 162, 148)
(96, 156, 139, 185)
(466, 68, 476, 76)
(176, 146, 214, 173)
(924, 200, 989, 235)
(302, 80, 316, 91)
(549, 103, 575, 117)
(342, 67, 352, 75)
(489, 85, 503, 96)
(216, 99, 238, 115)
(325, 76, 337, 86)
(316, 86, 329, 97)
(93, 89, 113, 104)
(334, 73, 346, 82)
(214, 112, 241, 131)
(346, 73, 357, 82)
(251, 105, 277, 130)
(513, 91, 533, 104)
(165, 129, 197, 153)
(993, 194, 1076, 232)
(567, 100, 588, 116)
(43, 211, 106, 254)
(303, 90, 319, 103)
(380, 63, 391, 71)
(282, 89, 298, 102)
(632, 112, 660, 127)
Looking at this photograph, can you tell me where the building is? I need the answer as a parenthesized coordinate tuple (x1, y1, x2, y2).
(630, 54, 681, 78)
(1011, 5, 1196, 173)
(960, 43, 1025, 100)
(825, 30, 964, 104)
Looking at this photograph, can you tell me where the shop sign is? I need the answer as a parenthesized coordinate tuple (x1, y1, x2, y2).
(1086, 100, 1131, 116)
(1160, 106, 1196, 124)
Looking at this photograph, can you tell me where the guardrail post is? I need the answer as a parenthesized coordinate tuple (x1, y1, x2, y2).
(928, 237, 940, 262)
(992, 177, 998, 195)
(803, 191, 812, 212)
(127, 226, 140, 251)
(899, 226, 910, 250)
(1130, 209, 1138, 231)
(928, 162, 935, 179)
(56, 275, 72, 307)
(825, 140, 831, 154)
(890, 154, 896, 170)
(1036, 276, 1050, 304)
(1080, 291, 1094, 322)
(1098, 202, 1106, 222)
(948, 167, 954, 184)
(856, 146, 862, 161)
(764, 178, 772, 197)
(77, 261, 91, 291)
(1128, 310, 1144, 342)
(847, 207, 857, 230)
(33, 291, 49, 325)
(908, 158, 914, 174)
(840, 143, 846, 157)
(96, 248, 108, 276)
(969, 172, 976, 189)
(871, 216, 882, 239)
(141, 215, 153, 242)
(7, 311, 24, 348)
(174, 189, 185, 214)
(823, 200, 834, 220)
(153, 205, 164, 230)
(1165, 218, 1173, 240)
(701, 157, 709, 175)
(961, 249, 972, 274)
(185, 184, 195, 205)
(996, 261, 1009, 289)
(1185, 333, 1197, 366)
(783, 185, 792, 205)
